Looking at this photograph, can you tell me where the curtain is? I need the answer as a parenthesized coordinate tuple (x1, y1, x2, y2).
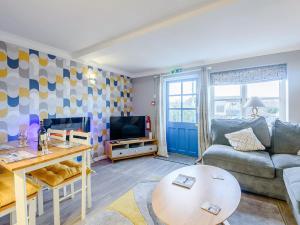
(154, 76, 168, 157)
(198, 67, 211, 159)
(210, 64, 287, 86)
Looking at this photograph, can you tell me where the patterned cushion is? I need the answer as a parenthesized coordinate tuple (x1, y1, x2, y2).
(31, 160, 91, 187)
(0, 169, 40, 208)
(225, 128, 265, 151)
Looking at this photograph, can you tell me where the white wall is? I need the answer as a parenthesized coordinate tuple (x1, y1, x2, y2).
(132, 50, 300, 123)
(132, 76, 156, 123)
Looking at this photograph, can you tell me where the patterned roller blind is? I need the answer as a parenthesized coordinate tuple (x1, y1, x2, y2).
(210, 64, 287, 86)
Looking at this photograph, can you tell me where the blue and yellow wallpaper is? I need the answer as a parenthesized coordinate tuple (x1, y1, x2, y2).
(0, 41, 133, 156)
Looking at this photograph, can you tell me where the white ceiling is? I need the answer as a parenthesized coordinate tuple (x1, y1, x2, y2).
(0, 0, 300, 77)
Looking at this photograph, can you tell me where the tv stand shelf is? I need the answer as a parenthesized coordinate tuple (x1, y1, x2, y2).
(105, 138, 158, 162)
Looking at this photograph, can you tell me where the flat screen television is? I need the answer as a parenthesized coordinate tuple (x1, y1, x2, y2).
(110, 116, 145, 140)
(43, 117, 90, 133)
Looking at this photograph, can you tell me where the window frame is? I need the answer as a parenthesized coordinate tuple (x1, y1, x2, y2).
(166, 78, 198, 124)
(210, 80, 286, 120)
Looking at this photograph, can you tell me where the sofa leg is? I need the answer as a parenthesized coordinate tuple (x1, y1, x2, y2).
(195, 157, 203, 164)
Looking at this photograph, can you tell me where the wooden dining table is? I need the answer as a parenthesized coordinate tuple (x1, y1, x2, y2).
(0, 140, 92, 225)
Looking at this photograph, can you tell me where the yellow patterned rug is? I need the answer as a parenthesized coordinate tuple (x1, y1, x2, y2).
(107, 190, 147, 225)
(84, 179, 293, 225)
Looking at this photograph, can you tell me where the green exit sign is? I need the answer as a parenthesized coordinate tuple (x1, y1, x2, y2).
(170, 68, 183, 74)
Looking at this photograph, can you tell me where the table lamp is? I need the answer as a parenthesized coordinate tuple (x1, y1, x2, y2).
(244, 97, 265, 118)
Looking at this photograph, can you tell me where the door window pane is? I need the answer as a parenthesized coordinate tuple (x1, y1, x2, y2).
(214, 85, 240, 97)
(247, 81, 279, 98)
(182, 80, 196, 94)
(169, 82, 181, 95)
(214, 100, 241, 119)
(182, 110, 196, 123)
(169, 96, 181, 108)
(182, 95, 196, 108)
(167, 79, 198, 124)
(169, 110, 181, 122)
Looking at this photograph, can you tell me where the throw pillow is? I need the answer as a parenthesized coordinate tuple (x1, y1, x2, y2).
(225, 127, 265, 151)
(272, 119, 300, 154)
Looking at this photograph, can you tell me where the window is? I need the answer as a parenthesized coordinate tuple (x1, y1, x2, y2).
(213, 85, 242, 119)
(211, 80, 286, 122)
(167, 80, 197, 123)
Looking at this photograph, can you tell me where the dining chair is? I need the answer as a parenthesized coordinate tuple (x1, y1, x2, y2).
(47, 129, 69, 197)
(47, 128, 67, 141)
(0, 168, 40, 225)
(31, 131, 92, 225)
(35, 128, 70, 216)
(69, 130, 92, 209)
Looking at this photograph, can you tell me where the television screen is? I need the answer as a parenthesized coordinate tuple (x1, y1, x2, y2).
(110, 116, 145, 140)
(43, 117, 90, 132)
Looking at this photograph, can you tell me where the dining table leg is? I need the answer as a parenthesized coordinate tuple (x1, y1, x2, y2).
(81, 151, 87, 220)
(14, 169, 28, 225)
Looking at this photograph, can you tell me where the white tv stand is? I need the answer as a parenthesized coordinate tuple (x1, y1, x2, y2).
(105, 137, 157, 162)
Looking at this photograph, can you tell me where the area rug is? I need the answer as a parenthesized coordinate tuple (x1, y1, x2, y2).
(86, 179, 288, 225)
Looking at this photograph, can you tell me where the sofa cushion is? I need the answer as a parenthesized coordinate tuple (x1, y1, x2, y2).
(271, 154, 300, 178)
(225, 127, 265, 151)
(272, 120, 300, 154)
(211, 117, 271, 148)
(203, 145, 275, 179)
(283, 167, 300, 214)
(31, 160, 91, 187)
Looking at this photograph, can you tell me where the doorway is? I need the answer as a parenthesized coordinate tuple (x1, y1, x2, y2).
(166, 77, 198, 157)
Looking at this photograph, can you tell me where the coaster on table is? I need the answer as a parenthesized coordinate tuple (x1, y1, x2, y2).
(172, 174, 196, 189)
(201, 202, 221, 215)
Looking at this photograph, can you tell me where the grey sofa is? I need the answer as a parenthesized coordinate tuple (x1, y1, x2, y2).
(284, 167, 300, 225)
(203, 117, 300, 224)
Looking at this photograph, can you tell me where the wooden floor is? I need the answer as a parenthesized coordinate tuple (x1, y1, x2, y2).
(0, 156, 183, 225)
(0, 155, 296, 225)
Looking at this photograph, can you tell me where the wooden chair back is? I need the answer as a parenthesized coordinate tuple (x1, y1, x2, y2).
(69, 131, 91, 145)
(47, 129, 67, 141)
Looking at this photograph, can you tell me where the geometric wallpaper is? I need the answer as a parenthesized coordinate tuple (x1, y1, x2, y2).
(0, 41, 133, 157)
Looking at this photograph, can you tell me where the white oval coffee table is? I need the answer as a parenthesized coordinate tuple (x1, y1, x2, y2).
(152, 165, 241, 225)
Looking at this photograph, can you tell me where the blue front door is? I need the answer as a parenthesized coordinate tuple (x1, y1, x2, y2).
(166, 78, 198, 157)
